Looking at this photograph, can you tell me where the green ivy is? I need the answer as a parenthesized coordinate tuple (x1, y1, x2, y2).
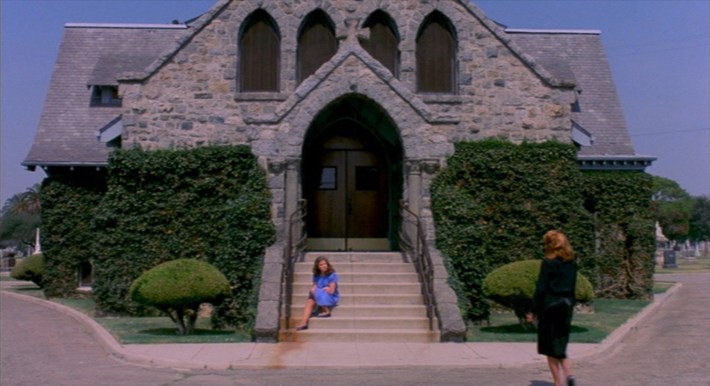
(40, 170, 106, 297)
(92, 145, 275, 329)
(580, 171, 655, 299)
(430, 139, 656, 321)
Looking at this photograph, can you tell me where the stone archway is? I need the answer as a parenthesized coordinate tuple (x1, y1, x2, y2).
(302, 95, 403, 251)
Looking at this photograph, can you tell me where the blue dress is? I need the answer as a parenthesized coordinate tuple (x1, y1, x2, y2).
(313, 272, 339, 307)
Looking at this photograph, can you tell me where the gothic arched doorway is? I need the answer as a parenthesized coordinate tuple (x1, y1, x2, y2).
(302, 95, 403, 251)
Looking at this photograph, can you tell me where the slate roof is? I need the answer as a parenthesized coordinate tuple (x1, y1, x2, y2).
(505, 29, 637, 157)
(23, 23, 187, 168)
(24, 3, 649, 169)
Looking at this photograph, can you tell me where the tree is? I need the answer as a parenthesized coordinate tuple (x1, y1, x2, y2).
(3, 184, 42, 216)
(651, 176, 693, 241)
(1, 184, 42, 250)
(129, 259, 232, 335)
(688, 196, 710, 242)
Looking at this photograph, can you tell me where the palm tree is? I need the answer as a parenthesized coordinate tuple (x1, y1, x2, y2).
(3, 184, 41, 216)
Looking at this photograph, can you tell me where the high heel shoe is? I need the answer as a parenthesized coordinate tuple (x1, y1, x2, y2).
(295, 325, 308, 331)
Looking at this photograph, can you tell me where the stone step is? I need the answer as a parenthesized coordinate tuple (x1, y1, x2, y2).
(292, 282, 422, 295)
(302, 252, 406, 264)
(287, 304, 429, 318)
(294, 263, 416, 274)
(280, 328, 440, 343)
(286, 316, 433, 330)
(293, 271, 418, 283)
(285, 251, 438, 343)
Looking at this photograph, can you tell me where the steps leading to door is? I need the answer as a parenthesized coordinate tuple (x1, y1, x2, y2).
(280, 252, 440, 343)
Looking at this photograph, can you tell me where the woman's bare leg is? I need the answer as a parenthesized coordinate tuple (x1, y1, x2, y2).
(297, 298, 315, 328)
(560, 358, 573, 384)
(546, 356, 563, 386)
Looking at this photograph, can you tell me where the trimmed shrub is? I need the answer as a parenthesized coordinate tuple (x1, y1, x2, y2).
(130, 259, 232, 335)
(482, 259, 594, 324)
(10, 253, 45, 287)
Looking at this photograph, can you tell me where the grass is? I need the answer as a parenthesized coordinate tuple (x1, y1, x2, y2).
(0, 267, 694, 345)
(655, 254, 710, 274)
(2, 280, 251, 344)
(467, 298, 650, 343)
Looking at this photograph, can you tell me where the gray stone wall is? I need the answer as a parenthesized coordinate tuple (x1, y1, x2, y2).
(119, 0, 576, 341)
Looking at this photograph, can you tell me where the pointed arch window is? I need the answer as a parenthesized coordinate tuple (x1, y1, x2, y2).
(297, 10, 337, 84)
(362, 10, 400, 77)
(416, 12, 457, 93)
(239, 10, 280, 92)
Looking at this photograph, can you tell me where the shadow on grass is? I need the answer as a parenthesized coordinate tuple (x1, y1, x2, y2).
(480, 324, 588, 334)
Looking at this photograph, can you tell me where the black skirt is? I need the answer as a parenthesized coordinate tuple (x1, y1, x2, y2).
(537, 300, 574, 358)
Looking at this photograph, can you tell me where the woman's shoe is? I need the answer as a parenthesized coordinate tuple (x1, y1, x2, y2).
(295, 325, 308, 331)
(317, 312, 331, 318)
(567, 376, 576, 386)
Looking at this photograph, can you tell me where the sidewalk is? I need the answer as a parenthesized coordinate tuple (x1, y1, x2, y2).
(0, 279, 680, 370)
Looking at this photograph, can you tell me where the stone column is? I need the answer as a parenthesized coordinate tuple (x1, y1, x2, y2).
(284, 158, 301, 244)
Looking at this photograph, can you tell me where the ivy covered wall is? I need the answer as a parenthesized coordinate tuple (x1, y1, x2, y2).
(41, 145, 275, 330)
(431, 140, 654, 321)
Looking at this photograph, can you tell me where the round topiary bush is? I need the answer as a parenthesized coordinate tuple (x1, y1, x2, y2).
(482, 259, 594, 323)
(129, 259, 231, 335)
(10, 253, 44, 288)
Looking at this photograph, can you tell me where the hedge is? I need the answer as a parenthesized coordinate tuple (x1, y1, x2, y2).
(431, 139, 653, 322)
(92, 145, 275, 329)
(40, 170, 106, 297)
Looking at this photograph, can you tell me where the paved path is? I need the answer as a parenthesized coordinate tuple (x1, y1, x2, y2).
(1, 273, 708, 385)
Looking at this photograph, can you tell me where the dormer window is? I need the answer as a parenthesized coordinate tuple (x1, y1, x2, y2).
(90, 85, 121, 107)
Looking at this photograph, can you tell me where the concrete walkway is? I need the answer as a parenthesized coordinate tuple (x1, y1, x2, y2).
(0, 278, 680, 370)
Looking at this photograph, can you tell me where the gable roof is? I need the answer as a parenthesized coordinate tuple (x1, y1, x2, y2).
(24, 1, 651, 170)
(23, 23, 187, 168)
(506, 29, 635, 157)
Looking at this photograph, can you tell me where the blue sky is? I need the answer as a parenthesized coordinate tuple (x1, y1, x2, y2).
(1, 0, 708, 205)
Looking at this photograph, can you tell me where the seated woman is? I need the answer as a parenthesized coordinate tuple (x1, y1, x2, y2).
(295, 256, 339, 331)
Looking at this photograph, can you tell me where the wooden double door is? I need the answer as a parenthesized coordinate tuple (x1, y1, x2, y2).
(306, 147, 389, 251)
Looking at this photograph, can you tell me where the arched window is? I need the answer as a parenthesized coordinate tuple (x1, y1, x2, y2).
(416, 12, 456, 93)
(297, 10, 337, 84)
(362, 10, 399, 77)
(239, 10, 280, 92)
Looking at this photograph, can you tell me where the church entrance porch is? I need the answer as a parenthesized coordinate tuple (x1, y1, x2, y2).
(301, 95, 403, 251)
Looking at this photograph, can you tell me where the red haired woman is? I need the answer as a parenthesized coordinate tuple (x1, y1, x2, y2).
(527, 230, 577, 386)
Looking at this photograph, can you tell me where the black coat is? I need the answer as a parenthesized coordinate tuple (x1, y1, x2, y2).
(532, 258, 577, 358)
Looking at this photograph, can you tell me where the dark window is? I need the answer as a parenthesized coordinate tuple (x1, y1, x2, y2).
(240, 10, 280, 92)
(297, 10, 337, 84)
(90, 86, 121, 107)
(318, 166, 337, 190)
(78, 261, 93, 287)
(416, 12, 457, 93)
(362, 11, 399, 77)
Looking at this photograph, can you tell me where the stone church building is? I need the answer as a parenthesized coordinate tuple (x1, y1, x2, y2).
(24, 0, 653, 341)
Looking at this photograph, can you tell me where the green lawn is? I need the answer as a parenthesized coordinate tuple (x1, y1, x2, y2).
(2, 276, 678, 345)
(467, 298, 650, 343)
(655, 254, 710, 274)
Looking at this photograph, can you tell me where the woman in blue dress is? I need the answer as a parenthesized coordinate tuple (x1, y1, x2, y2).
(295, 256, 339, 331)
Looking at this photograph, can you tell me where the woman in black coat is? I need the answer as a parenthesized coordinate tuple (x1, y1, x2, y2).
(527, 230, 577, 386)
